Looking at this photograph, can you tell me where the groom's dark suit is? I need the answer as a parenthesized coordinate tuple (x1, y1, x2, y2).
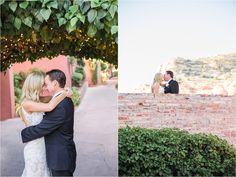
(21, 97, 76, 176)
(164, 79, 179, 94)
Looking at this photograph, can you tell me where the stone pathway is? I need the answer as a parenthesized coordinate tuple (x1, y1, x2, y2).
(74, 80, 118, 176)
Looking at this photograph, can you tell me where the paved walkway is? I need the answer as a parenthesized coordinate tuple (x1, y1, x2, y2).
(1, 80, 118, 176)
(74, 80, 118, 176)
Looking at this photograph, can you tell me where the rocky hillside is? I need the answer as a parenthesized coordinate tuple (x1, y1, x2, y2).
(160, 53, 236, 95)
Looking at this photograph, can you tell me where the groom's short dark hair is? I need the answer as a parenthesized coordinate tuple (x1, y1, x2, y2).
(166, 70, 174, 78)
(46, 69, 66, 88)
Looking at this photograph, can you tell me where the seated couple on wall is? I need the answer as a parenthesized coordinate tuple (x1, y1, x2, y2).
(151, 70, 179, 97)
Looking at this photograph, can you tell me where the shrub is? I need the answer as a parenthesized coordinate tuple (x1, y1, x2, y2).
(71, 87, 80, 106)
(14, 73, 26, 113)
(101, 61, 107, 71)
(77, 58, 85, 66)
(72, 72, 84, 87)
(75, 66, 85, 79)
(92, 62, 98, 85)
(68, 56, 77, 65)
(18, 71, 27, 82)
(72, 65, 85, 87)
(119, 127, 236, 176)
(72, 72, 84, 82)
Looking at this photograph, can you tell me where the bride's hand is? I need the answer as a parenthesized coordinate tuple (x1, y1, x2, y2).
(20, 116, 29, 127)
(64, 87, 73, 97)
(19, 109, 29, 127)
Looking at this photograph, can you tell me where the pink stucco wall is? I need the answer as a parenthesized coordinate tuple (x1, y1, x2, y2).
(0, 69, 15, 120)
(12, 55, 72, 87)
(84, 60, 93, 86)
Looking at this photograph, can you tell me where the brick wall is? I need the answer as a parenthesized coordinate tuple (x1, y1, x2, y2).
(119, 93, 236, 147)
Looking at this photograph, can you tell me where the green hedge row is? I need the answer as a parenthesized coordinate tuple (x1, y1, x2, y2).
(119, 127, 236, 176)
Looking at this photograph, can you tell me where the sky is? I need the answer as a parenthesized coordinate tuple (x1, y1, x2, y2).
(118, 0, 236, 93)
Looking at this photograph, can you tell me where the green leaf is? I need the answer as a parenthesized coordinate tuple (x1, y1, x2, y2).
(14, 17, 21, 30)
(19, 1, 29, 9)
(108, 4, 117, 18)
(42, 0, 50, 8)
(97, 9, 107, 19)
(70, 17, 78, 27)
(33, 23, 40, 31)
(87, 9, 97, 23)
(66, 22, 76, 33)
(69, 5, 79, 14)
(40, 8, 52, 21)
(23, 16, 32, 27)
(58, 17, 67, 27)
(35, 10, 44, 23)
(111, 25, 118, 35)
(101, 2, 110, 9)
(76, 13, 85, 24)
(47, 1, 58, 9)
(63, 0, 71, 10)
(105, 13, 113, 21)
(95, 18, 104, 30)
(64, 12, 70, 20)
(81, 1, 90, 14)
(87, 24, 97, 37)
(56, 13, 63, 19)
(9, 1, 18, 12)
(0, 0, 5, 5)
(91, 0, 101, 8)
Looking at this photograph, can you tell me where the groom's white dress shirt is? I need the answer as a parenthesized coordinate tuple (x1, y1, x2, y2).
(166, 79, 172, 87)
(52, 90, 64, 99)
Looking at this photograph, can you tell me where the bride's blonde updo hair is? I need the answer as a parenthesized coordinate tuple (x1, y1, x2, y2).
(152, 72, 162, 86)
(20, 71, 45, 103)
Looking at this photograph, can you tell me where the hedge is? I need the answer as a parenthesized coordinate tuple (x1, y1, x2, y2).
(119, 127, 236, 176)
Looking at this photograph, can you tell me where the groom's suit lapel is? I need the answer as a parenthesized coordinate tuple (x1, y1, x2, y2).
(164, 80, 173, 93)
(165, 80, 173, 88)
(168, 80, 173, 86)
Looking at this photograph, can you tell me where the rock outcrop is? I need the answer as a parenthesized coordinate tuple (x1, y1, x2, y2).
(135, 53, 236, 95)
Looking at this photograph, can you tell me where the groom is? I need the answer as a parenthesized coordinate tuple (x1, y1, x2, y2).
(21, 69, 77, 177)
(164, 70, 179, 94)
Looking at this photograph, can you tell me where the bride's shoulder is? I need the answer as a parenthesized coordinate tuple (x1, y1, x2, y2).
(153, 82, 161, 86)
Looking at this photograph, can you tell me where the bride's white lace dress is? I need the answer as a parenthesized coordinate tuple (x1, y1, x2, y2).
(159, 86, 165, 94)
(21, 107, 51, 177)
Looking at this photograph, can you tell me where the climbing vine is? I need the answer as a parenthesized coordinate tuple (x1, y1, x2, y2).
(1, 0, 118, 71)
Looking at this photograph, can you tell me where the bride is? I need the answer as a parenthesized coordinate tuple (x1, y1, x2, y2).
(151, 72, 164, 97)
(19, 71, 71, 177)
